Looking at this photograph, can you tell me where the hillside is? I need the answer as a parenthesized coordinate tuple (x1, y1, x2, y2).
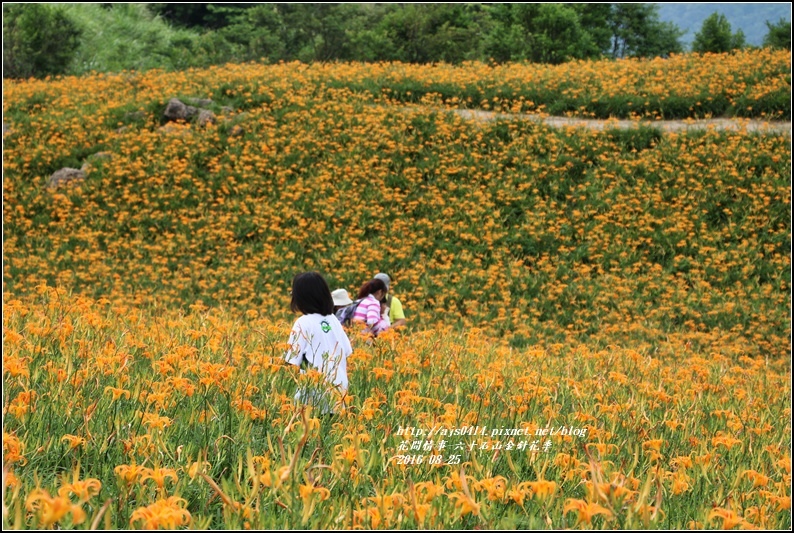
(3, 53, 791, 357)
(2, 54, 792, 531)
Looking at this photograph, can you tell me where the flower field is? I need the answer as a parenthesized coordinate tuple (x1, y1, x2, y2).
(3, 51, 792, 529)
(2, 293, 791, 529)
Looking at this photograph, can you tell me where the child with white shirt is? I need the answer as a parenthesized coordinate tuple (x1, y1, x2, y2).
(284, 272, 353, 414)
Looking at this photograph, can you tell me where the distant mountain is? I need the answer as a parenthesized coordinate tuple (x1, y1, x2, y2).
(655, 3, 791, 48)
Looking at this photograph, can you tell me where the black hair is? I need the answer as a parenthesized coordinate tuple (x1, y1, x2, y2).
(290, 272, 334, 316)
(357, 278, 386, 299)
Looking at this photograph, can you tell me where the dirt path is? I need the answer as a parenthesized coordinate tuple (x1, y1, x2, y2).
(444, 108, 792, 135)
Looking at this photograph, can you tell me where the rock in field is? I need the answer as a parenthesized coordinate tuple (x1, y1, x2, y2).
(197, 109, 216, 127)
(163, 98, 198, 122)
(48, 168, 86, 189)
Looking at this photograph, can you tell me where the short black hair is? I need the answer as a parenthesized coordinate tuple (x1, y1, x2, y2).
(290, 272, 334, 316)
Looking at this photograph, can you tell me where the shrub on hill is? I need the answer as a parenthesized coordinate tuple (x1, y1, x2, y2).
(2, 3, 82, 79)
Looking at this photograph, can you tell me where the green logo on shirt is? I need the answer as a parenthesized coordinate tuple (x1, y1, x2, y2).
(321, 320, 331, 333)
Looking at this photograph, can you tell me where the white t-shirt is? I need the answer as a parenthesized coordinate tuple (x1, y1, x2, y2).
(284, 313, 352, 411)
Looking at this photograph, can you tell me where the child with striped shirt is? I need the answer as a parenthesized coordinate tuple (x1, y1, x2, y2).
(353, 278, 390, 335)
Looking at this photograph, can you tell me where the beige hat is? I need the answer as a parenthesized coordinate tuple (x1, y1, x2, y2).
(332, 288, 353, 306)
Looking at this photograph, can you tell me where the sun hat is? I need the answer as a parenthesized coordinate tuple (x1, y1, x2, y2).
(373, 273, 391, 288)
(331, 288, 353, 306)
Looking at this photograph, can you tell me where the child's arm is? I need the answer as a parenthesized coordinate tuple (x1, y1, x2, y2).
(284, 323, 308, 368)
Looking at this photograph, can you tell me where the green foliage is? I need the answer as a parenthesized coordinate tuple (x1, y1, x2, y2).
(607, 3, 684, 58)
(59, 3, 205, 74)
(484, 3, 683, 62)
(196, 4, 383, 64)
(763, 18, 791, 50)
(571, 3, 614, 56)
(211, 4, 285, 63)
(12, 3, 789, 77)
(379, 4, 483, 64)
(278, 3, 366, 62)
(2, 3, 82, 79)
(606, 126, 664, 153)
(692, 13, 747, 53)
(149, 2, 251, 29)
(484, 4, 598, 64)
(526, 4, 596, 64)
(344, 6, 395, 63)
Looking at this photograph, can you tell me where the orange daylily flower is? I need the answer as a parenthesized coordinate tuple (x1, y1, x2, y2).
(130, 496, 191, 529)
(708, 507, 745, 529)
(564, 498, 613, 525)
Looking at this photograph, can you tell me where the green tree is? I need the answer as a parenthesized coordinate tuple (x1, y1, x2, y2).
(763, 18, 791, 50)
(482, 4, 526, 62)
(380, 4, 482, 64)
(148, 3, 252, 29)
(277, 3, 364, 62)
(213, 4, 371, 63)
(522, 3, 596, 64)
(3, 3, 82, 79)
(572, 3, 613, 58)
(607, 3, 683, 58)
(344, 4, 395, 62)
(213, 4, 285, 63)
(692, 12, 746, 53)
(484, 3, 598, 64)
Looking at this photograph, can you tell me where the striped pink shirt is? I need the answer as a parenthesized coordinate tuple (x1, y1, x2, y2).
(352, 294, 389, 333)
